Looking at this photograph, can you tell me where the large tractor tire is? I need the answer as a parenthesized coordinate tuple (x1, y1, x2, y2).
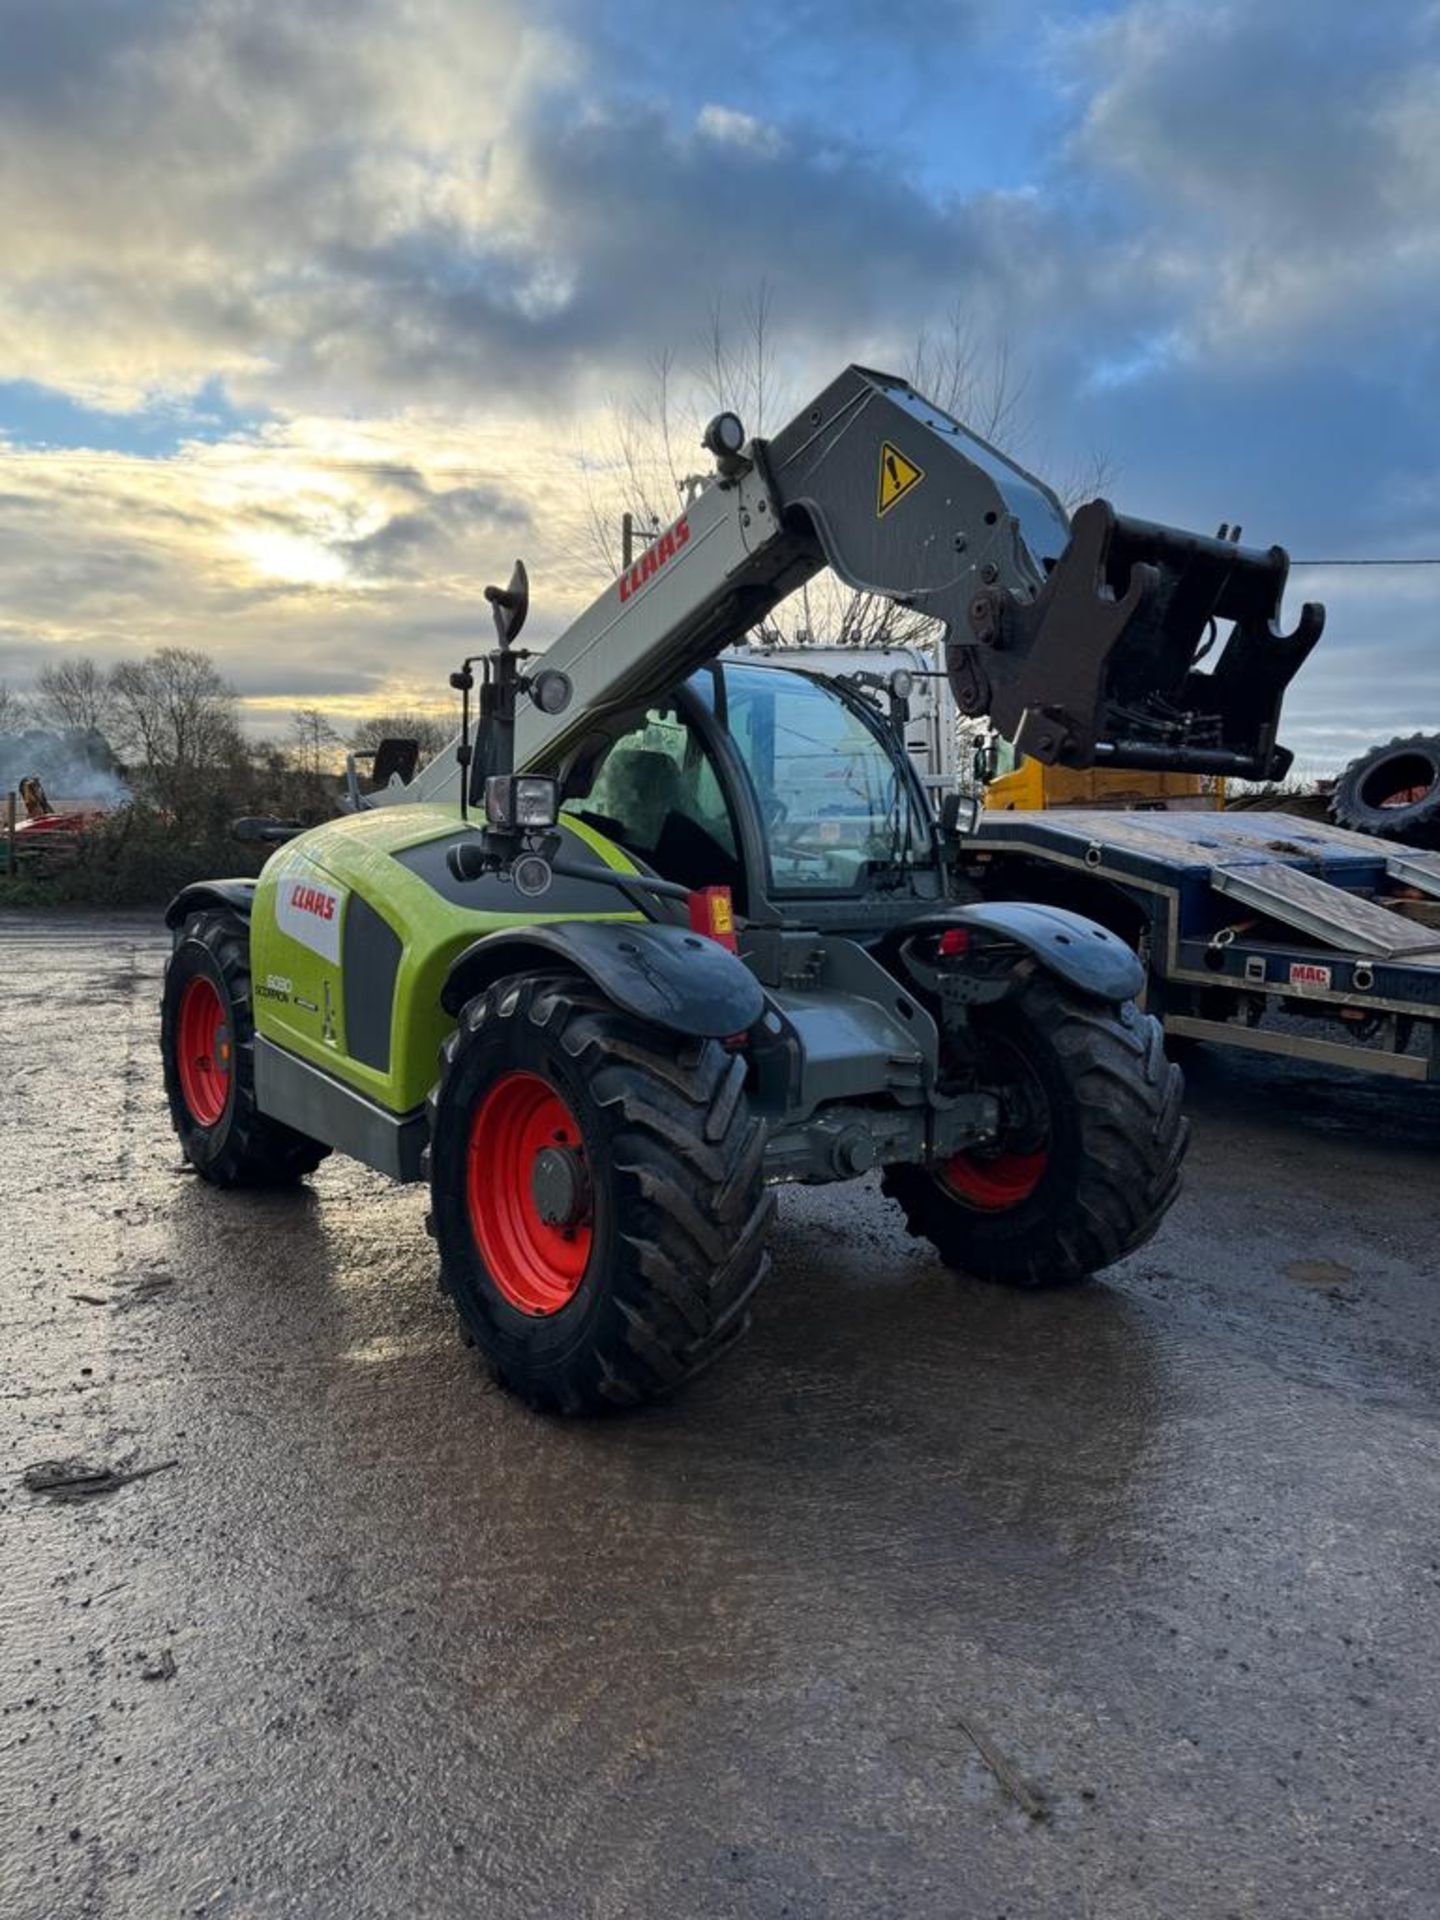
(1329, 733, 1440, 846)
(882, 976, 1187, 1289)
(161, 908, 330, 1187)
(427, 972, 773, 1414)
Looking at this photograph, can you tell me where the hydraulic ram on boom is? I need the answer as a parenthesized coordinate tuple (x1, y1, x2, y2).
(394, 363, 1323, 808)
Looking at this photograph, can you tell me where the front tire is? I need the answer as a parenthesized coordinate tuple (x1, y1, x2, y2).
(882, 977, 1187, 1288)
(428, 973, 773, 1414)
(161, 908, 330, 1187)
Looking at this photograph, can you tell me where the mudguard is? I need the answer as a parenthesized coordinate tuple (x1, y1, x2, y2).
(164, 879, 259, 929)
(442, 919, 766, 1039)
(929, 901, 1145, 1003)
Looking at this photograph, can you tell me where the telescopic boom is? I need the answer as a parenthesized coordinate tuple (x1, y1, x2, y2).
(397, 363, 1322, 808)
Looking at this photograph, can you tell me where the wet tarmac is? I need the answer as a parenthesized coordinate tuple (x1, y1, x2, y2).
(2, 913, 1438, 1918)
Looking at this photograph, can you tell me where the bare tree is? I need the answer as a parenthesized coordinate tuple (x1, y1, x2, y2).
(573, 290, 1068, 651)
(0, 681, 30, 733)
(109, 648, 243, 816)
(351, 711, 453, 762)
(288, 707, 342, 778)
(33, 656, 117, 736)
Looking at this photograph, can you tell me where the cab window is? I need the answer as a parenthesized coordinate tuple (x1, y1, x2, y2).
(718, 662, 931, 893)
(561, 704, 743, 898)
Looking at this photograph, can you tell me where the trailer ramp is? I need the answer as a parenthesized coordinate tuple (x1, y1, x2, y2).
(1209, 863, 1440, 959)
(975, 808, 1440, 960)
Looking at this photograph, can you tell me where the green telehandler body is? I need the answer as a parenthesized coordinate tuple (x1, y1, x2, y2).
(160, 364, 1320, 1412)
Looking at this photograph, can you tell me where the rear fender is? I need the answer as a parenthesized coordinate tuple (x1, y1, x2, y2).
(915, 901, 1144, 1003)
(442, 920, 765, 1039)
(164, 880, 258, 931)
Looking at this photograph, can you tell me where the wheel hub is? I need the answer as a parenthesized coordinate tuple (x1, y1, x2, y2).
(531, 1145, 590, 1229)
(466, 1072, 594, 1315)
(175, 974, 232, 1128)
(938, 1027, 1050, 1211)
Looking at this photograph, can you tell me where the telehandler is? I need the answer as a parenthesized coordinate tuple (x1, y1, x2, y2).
(160, 365, 1318, 1412)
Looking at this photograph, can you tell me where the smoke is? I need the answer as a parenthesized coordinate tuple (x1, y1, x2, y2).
(0, 727, 130, 808)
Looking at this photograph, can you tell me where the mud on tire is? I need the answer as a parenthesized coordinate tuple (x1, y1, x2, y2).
(161, 908, 330, 1187)
(882, 977, 1188, 1289)
(427, 972, 774, 1414)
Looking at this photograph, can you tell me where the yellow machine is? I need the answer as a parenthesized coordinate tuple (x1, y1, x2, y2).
(983, 738, 1222, 812)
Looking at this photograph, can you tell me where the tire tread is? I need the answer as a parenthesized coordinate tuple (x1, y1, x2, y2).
(430, 973, 773, 1412)
(882, 977, 1187, 1289)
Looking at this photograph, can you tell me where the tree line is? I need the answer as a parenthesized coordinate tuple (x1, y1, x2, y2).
(0, 649, 452, 819)
(0, 650, 454, 904)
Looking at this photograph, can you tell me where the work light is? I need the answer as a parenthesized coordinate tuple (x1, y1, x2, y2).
(484, 775, 559, 830)
(703, 411, 746, 459)
(529, 669, 572, 716)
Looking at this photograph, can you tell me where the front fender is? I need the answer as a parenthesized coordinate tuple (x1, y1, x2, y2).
(442, 920, 765, 1040)
(935, 901, 1145, 1002)
(164, 879, 258, 930)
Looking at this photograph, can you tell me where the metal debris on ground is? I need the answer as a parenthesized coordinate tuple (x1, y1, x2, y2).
(68, 1272, 175, 1311)
(21, 1458, 179, 1501)
(952, 1713, 1051, 1822)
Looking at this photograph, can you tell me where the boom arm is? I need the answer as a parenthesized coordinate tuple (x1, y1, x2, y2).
(403, 363, 1322, 804)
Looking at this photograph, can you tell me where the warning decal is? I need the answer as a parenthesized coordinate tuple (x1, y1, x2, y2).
(877, 441, 924, 517)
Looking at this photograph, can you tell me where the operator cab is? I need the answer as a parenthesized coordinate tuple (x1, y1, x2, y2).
(559, 660, 940, 922)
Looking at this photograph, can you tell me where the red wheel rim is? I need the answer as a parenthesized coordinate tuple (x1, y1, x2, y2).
(940, 1148, 1047, 1211)
(467, 1072, 593, 1315)
(176, 975, 231, 1127)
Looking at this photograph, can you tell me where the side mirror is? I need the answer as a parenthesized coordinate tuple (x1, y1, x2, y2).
(484, 558, 529, 648)
(371, 737, 420, 788)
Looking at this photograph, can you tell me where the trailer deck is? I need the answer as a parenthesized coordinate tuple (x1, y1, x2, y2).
(963, 809, 1440, 1080)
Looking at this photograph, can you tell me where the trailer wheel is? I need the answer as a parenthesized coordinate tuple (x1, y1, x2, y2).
(427, 972, 773, 1414)
(882, 976, 1187, 1288)
(161, 908, 330, 1187)
(1329, 733, 1440, 846)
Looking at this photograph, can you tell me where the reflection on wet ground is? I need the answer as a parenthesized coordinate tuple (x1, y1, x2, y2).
(3, 915, 1438, 1917)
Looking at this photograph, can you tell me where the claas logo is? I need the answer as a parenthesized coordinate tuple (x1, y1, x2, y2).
(618, 515, 690, 603)
(289, 883, 336, 921)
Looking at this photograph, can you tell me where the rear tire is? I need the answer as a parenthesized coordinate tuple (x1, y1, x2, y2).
(1329, 733, 1440, 846)
(161, 908, 330, 1187)
(427, 972, 774, 1414)
(882, 976, 1187, 1289)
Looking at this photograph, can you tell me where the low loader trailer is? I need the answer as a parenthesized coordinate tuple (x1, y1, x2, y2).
(963, 807, 1440, 1082)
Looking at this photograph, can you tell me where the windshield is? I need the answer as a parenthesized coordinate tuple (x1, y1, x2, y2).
(713, 663, 932, 894)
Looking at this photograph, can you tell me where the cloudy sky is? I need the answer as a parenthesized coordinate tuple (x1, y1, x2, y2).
(0, 0, 1436, 767)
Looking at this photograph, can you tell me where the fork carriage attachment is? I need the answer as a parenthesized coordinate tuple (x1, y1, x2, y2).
(950, 501, 1326, 781)
(760, 365, 1325, 787)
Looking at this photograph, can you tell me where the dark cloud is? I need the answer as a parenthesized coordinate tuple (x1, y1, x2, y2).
(339, 483, 528, 579)
(0, 0, 1434, 763)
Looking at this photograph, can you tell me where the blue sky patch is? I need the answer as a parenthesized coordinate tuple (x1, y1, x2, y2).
(0, 376, 261, 456)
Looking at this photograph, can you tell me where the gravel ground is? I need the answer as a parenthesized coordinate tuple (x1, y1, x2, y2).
(3, 912, 1439, 1919)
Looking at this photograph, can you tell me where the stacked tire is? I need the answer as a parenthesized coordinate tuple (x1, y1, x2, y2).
(1329, 734, 1440, 847)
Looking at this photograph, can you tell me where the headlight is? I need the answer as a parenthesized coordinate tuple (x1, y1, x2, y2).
(484, 774, 558, 830)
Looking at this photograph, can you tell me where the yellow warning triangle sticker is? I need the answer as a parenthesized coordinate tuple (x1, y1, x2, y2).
(877, 441, 924, 517)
